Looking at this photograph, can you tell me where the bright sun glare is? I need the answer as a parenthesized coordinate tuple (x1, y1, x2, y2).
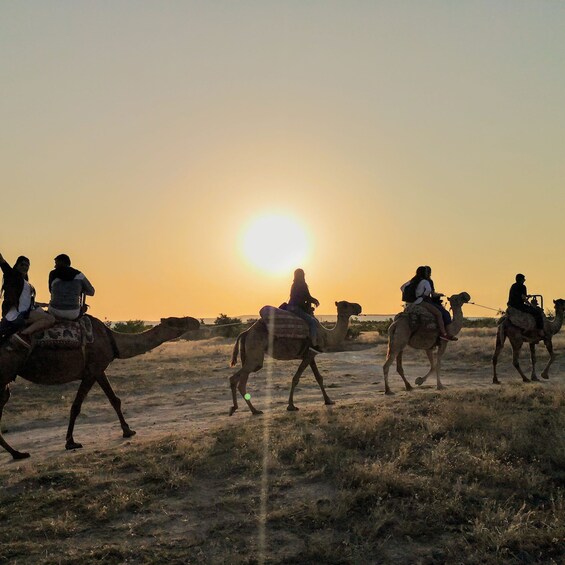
(242, 214, 310, 275)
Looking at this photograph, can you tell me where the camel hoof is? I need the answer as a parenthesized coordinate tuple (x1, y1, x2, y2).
(531, 376, 539, 382)
(385, 389, 395, 396)
(437, 384, 446, 391)
(229, 406, 237, 416)
(414, 377, 424, 386)
(12, 451, 30, 460)
(541, 373, 549, 380)
(325, 399, 335, 406)
(492, 378, 501, 385)
(252, 410, 264, 416)
(405, 384, 413, 392)
(123, 429, 136, 438)
(65, 441, 83, 450)
(287, 405, 299, 412)
(522, 377, 530, 383)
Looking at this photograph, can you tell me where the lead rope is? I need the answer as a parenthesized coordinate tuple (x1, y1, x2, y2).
(468, 301, 504, 315)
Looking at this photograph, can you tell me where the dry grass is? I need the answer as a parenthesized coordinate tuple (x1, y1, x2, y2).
(1, 331, 565, 563)
(1, 386, 564, 564)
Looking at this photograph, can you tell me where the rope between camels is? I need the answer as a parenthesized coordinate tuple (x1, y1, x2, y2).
(468, 301, 503, 314)
(200, 322, 244, 329)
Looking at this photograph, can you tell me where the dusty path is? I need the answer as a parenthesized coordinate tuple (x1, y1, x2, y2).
(2, 331, 563, 467)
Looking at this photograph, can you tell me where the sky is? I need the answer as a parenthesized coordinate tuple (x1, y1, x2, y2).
(1, 1, 564, 321)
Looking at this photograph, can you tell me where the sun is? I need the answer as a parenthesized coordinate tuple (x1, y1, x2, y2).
(241, 214, 311, 275)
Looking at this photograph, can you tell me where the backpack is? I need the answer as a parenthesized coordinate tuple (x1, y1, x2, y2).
(402, 282, 417, 303)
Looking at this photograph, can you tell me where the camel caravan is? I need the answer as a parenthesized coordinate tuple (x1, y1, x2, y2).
(0, 253, 563, 461)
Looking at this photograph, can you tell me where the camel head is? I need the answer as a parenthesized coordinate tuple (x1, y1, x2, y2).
(335, 301, 362, 317)
(159, 317, 200, 332)
(447, 292, 471, 309)
(553, 299, 565, 313)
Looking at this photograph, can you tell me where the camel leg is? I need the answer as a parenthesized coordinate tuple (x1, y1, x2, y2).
(529, 343, 539, 381)
(382, 350, 396, 395)
(229, 369, 263, 415)
(287, 357, 313, 411)
(0, 385, 30, 460)
(237, 371, 263, 416)
(492, 327, 506, 384)
(415, 349, 435, 386)
(310, 358, 336, 406)
(540, 339, 554, 380)
(436, 342, 447, 390)
(229, 369, 243, 416)
(65, 372, 97, 450)
(509, 339, 530, 383)
(94, 371, 136, 439)
(395, 352, 413, 391)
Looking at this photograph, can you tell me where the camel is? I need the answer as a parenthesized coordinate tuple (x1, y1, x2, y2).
(229, 300, 362, 415)
(492, 299, 565, 384)
(382, 293, 471, 395)
(0, 315, 200, 460)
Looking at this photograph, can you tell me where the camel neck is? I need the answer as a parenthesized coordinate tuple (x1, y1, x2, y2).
(446, 305, 465, 335)
(548, 309, 564, 335)
(112, 325, 180, 359)
(320, 313, 351, 347)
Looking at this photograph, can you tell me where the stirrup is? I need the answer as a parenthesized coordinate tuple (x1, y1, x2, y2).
(10, 333, 32, 349)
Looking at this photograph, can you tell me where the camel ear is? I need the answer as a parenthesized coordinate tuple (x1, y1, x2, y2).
(554, 300, 557, 305)
(335, 301, 338, 307)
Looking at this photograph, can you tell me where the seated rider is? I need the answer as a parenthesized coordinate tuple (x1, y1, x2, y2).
(401, 266, 457, 341)
(48, 254, 95, 321)
(424, 266, 458, 341)
(286, 268, 322, 354)
(507, 273, 544, 338)
(0, 252, 55, 348)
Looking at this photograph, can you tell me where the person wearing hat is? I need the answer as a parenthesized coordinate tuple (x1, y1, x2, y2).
(507, 273, 544, 337)
(48, 254, 95, 320)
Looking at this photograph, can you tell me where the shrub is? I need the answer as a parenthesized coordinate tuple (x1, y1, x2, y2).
(213, 314, 243, 338)
(112, 320, 153, 334)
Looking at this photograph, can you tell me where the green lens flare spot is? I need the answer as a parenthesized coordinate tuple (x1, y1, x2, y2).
(244, 393, 251, 401)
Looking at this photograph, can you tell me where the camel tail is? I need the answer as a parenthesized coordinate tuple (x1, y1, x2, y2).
(230, 330, 248, 367)
(386, 321, 398, 357)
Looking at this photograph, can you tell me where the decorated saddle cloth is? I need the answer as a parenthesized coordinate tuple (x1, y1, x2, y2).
(506, 307, 536, 332)
(34, 316, 95, 349)
(397, 304, 439, 332)
(259, 306, 310, 339)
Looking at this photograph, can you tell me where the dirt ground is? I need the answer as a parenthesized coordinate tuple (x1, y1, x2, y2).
(2, 328, 564, 468)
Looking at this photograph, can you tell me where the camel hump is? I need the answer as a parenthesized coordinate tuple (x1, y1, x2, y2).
(259, 305, 309, 339)
(506, 307, 536, 331)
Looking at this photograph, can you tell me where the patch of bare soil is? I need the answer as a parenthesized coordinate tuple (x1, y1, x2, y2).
(2, 330, 563, 465)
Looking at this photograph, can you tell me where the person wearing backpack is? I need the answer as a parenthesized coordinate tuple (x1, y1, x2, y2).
(401, 266, 457, 341)
(48, 254, 95, 321)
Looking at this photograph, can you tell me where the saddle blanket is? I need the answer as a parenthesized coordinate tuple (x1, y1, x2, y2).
(259, 306, 309, 339)
(34, 316, 94, 349)
(506, 307, 536, 332)
(398, 304, 439, 332)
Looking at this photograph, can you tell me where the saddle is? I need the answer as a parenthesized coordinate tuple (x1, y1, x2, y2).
(259, 305, 310, 339)
(33, 316, 95, 349)
(505, 307, 537, 332)
(397, 304, 439, 333)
